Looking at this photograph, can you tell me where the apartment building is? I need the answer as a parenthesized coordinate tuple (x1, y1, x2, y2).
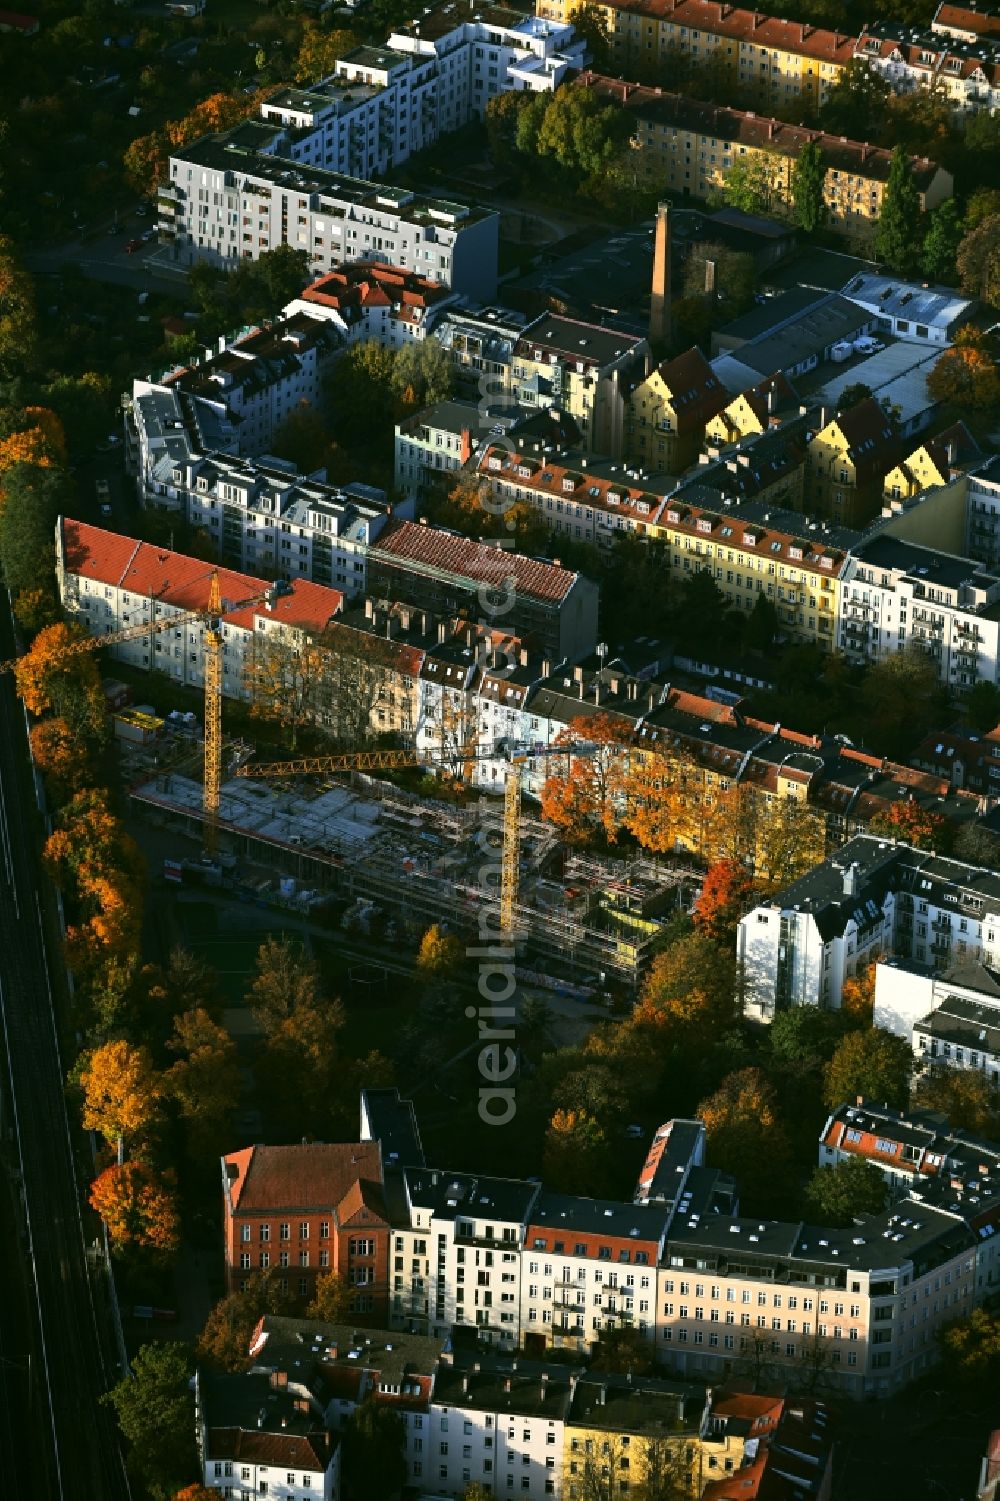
(538, 0, 857, 108)
(838, 534, 1000, 691)
(658, 1196, 978, 1397)
(434, 304, 532, 395)
(703, 372, 799, 447)
(883, 422, 981, 503)
(160, 132, 499, 296)
(140, 440, 394, 595)
(873, 956, 1000, 1087)
(572, 73, 954, 238)
(625, 347, 729, 474)
(429, 1362, 574, 1499)
(366, 518, 599, 662)
(738, 833, 1000, 1020)
(564, 1375, 703, 1501)
(283, 260, 459, 349)
(933, 3, 1000, 43)
(698, 1394, 833, 1500)
(55, 519, 343, 704)
(385, 1167, 540, 1349)
(806, 398, 903, 528)
(510, 316, 650, 459)
(519, 1195, 671, 1355)
(197, 1370, 340, 1501)
(856, 22, 1000, 114)
(966, 456, 1000, 567)
(394, 398, 478, 496)
(221, 1142, 390, 1315)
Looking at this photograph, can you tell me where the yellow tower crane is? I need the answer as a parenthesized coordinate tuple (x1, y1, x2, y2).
(2, 570, 290, 856)
(234, 739, 593, 933)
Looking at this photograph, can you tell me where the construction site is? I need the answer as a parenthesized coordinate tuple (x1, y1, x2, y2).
(129, 761, 697, 991)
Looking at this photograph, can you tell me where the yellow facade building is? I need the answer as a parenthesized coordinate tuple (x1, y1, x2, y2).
(573, 72, 954, 239)
(625, 347, 730, 473)
(703, 373, 799, 447)
(805, 397, 902, 527)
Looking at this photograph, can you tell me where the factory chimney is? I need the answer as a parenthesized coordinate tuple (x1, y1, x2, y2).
(649, 201, 672, 349)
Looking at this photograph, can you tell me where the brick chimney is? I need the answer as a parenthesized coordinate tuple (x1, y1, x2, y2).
(460, 428, 472, 465)
(649, 200, 672, 349)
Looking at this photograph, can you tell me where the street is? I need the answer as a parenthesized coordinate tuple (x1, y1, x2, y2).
(0, 594, 130, 1501)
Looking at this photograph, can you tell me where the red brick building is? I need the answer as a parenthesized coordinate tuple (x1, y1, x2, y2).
(222, 1142, 391, 1321)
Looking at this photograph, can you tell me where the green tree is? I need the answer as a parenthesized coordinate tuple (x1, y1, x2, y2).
(836, 381, 873, 414)
(802, 1156, 888, 1226)
(718, 153, 781, 215)
(956, 214, 1000, 306)
(0, 461, 66, 604)
(965, 680, 1000, 733)
(823, 1027, 912, 1110)
(391, 339, 454, 407)
(569, 3, 612, 70)
(790, 140, 828, 234)
(342, 1400, 406, 1501)
(874, 146, 923, 276)
(543, 1108, 614, 1197)
(324, 339, 397, 450)
(964, 188, 1000, 232)
(534, 90, 621, 178)
(921, 197, 964, 284)
(769, 1007, 846, 1073)
(681, 241, 756, 316)
(819, 59, 891, 141)
(484, 92, 529, 168)
(105, 1342, 196, 1500)
(859, 645, 949, 761)
(0, 235, 37, 379)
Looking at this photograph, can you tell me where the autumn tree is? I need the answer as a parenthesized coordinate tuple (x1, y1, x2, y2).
(391, 339, 454, 408)
(693, 859, 754, 945)
(197, 1270, 296, 1372)
(927, 340, 1000, 411)
(822, 1027, 912, 1110)
(246, 934, 324, 1033)
(840, 961, 877, 1026)
(30, 717, 89, 799)
(540, 714, 627, 845)
(868, 798, 949, 851)
(802, 1157, 887, 1226)
(90, 1161, 180, 1257)
(956, 213, 1000, 306)
(325, 339, 398, 452)
(697, 1068, 793, 1214)
(13, 620, 107, 743)
(912, 1065, 1000, 1136)
(105, 1342, 196, 1500)
(640, 931, 738, 1047)
(247, 629, 331, 751)
(938, 1305, 1000, 1388)
(165, 1008, 240, 1155)
(621, 745, 709, 856)
(79, 1039, 160, 1148)
(264, 990, 346, 1134)
(306, 1270, 353, 1323)
(172, 1487, 216, 1501)
(543, 1108, 614, 1198)
(569, 3, 612, 70)
(293, 24, 360, 82)
(416, 923, 463, 978)
(717, 153, 782, 215)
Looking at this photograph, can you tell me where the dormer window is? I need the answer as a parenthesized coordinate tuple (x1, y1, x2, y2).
(488, 456, 502, 471)
(197, 476, 208, 492)
(562, 477, 575, 493)
(666, 508, 681, 524)
(696, 518, 712, 534)
(743, 531, 758, 546)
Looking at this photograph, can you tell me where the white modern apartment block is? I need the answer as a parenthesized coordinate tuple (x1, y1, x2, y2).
(874, 957, 1000, 1087)
(160, 133, 499, 297)
(838, 534, 1000, 692)
(967, 456, 1000, 568)
(388, 1169, 540, 1350)
(424, 1367, 572, 1500)
(739, 833, 1000, 1021)
(255, 4, 583, 183)
(55, 518, 343, 702)
(197, 1369, 341, 1501)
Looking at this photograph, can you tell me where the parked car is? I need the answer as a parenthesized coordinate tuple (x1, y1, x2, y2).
(124, 237, 144, 253)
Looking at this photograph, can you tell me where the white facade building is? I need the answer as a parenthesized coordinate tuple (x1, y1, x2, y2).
(838, 534, 1000, 692)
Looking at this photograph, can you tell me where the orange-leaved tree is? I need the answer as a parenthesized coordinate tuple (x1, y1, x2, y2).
(165, 1008, 240, 1155)
(539, 713, 627, 845)
(697, 1067, 793, 1214)
(868, 798, 950, 851)
(30, 717, 89, 796)
(693, 858, 755, 944)
(79, 1039, 160, 1146)
(13, 620, 106, 745)
(90, 1161, 180, 1256)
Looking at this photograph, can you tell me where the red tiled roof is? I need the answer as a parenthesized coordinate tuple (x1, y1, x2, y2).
(302, 262, 448, 314)
(60, 520, 343, 635)
(370, 519, 577, 603)
(208, 1427, 331, 1471)
(335, 1178, 388, 1227)
(0, 9, 39, 29)
(225, 1142, 381, 1213)
(589, 0, 857, 62)
(649, 346, 729, 432)
(933, 1, 1000, 36)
